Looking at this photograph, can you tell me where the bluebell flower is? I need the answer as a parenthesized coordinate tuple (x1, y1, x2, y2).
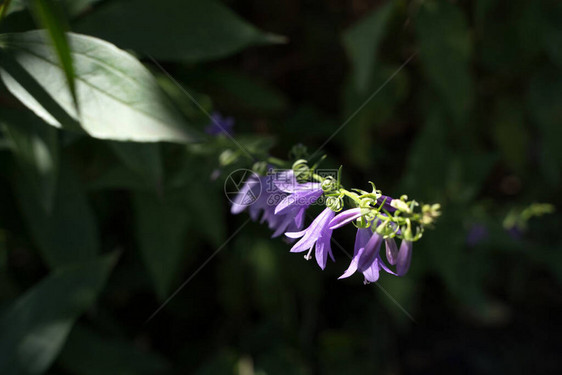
(286, 207, 335, 269)
(232, 171, 307, 238)
(206, 111, 234, 136)
(339, 228, 395, 284)
(230, 174, 261, 216)
(274, 174, 322, 215)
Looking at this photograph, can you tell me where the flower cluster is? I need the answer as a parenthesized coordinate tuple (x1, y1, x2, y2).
(230, 159, 441, 284)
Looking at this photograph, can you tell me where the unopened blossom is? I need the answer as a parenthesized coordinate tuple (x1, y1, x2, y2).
(396, 239, 413, 276)
(339, 228, 394, 284)
(385, 238, 398, 265)
(286, 207, 335, 269)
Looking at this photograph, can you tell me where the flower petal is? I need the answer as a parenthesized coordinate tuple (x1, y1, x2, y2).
(356, 232, 383, 272)
(338, 247, 364, 279)
(329, 208, 364, 229)
(362, 259, 381, 283)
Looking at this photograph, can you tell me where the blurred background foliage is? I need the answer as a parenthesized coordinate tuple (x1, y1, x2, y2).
(0, 0, 561, 374)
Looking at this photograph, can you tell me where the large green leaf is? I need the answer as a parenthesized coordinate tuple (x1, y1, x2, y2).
(341, 1, 394, 93)
(1, 109, 59, 212)
(74, 0, 284, 63)
(0, 30, 199, 143)
(14, 160, 99, 268)
(133, 192, 190, 298)
(58, 325, 169, 375)
(0, 254, 117, 375)
(416, 0, 472, 124)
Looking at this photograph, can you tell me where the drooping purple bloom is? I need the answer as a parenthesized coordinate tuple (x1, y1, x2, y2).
(329, 208, 365, 230)
(274, 175, 322, 215)
(339, 228, 395, 284)
(231, 171, 307, 238)
(285, 207, 336, 270)
(231, 174, 262, 215)
(205, 112, 234, 136)
(396, 239, 413, 276)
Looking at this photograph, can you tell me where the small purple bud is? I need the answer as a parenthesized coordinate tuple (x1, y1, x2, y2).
(396, 240, 412, 276)
(385, 238, 398, 265)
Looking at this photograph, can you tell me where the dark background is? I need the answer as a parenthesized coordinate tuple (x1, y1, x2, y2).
(1, 0, 561, 374)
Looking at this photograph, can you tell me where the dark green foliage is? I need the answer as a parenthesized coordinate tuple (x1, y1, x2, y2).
(0, 0, 561, 374)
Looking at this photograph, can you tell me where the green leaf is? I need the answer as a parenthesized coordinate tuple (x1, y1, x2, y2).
(29, 0, 78, 112)
(492, 98, 528, 172)
(133, 192, 190, 298)
(110, 142, 163, 194)
(0, 108, 59, 212)
(416, 0, 472, 124)
(74, 0, 285, 63)
(543, 2, 562, 68)
(341, 1, 394, 93)
(341, 63, 409, 167)
(58, 325, 170, 375)
(0, 30, 200, 143)
(0, 254, 117, 375)
(14, 160, 99, 268)
(528, 67, 562, 184)
(196, 68, 288, 115)
(401, 99, 450, 202)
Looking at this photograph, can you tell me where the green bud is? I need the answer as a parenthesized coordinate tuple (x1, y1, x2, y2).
(292, 159, 311, 181)
(219, 149, 238, 166)
(321, 176, 338, 192)
(326, 196, 343, 212)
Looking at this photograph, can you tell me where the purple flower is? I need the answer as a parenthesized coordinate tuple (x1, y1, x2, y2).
(231, 172, 307, 238)
(396, 239, 412, 276)
(206, 112, 234, 136)
(274, 175, 322, 216)
(230, 174, 262, 215)
(329, 208, 365, 229)
(286, 207, 336, 270)
(466, 224, 489, 246)
(339, 228, 394, 284)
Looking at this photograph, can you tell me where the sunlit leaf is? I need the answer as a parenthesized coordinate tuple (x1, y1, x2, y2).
(29, 0, 78, 112)
(0, 30, 200, 143)
(0, 254, 117, 375)
(75, 0, 285, 63)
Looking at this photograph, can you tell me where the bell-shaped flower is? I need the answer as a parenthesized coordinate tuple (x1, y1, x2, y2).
(339, 228, 395, 284)
(285, 207, 335, 270)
